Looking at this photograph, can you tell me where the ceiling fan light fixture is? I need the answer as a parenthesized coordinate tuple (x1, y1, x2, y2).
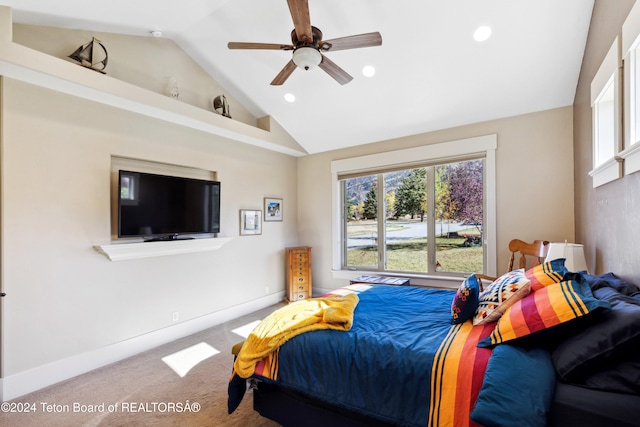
(293, 47, 322, 70)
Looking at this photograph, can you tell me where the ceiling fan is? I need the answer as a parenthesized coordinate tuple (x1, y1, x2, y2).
(227, 0, 382, 85)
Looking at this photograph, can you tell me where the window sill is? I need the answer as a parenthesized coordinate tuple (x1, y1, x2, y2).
(619, 142, 640, 175)
(588, 156, 623, 187)
(331, 269, 463, 290)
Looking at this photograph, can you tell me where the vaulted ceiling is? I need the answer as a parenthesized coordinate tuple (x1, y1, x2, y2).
(3, 0, 594, 154)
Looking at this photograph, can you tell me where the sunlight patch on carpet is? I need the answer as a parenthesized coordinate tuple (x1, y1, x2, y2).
(231, 320, 261, 338)
(162, 342, 219, 377)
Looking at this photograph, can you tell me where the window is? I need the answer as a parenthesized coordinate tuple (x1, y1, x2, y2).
(630, 44, 640, 144)
(593, 77, 616, 168)
(589, 36, 622, 187)
(621, 2, 640, 175)
(342, 158, 484, 275)
(331, 135, 497, 279)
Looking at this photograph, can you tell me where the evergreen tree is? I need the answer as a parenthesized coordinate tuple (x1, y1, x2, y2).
(394, 168, 426, 220)
(362, 183, 377, 219)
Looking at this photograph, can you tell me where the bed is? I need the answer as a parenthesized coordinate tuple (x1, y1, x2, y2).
(228, 263, 640, 427)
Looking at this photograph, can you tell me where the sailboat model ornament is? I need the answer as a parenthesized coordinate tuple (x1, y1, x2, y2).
(213, 94, 231, 118)
(68, 37, 108, 74)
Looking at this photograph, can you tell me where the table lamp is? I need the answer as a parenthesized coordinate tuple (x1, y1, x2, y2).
(544, 241, 588, 273)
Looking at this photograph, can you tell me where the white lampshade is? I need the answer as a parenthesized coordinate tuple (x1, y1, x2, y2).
(292, 47, 322, 70)
(544, 242, 588, 273)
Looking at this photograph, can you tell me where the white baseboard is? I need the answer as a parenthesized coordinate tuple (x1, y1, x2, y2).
(0, 292, 285, 401)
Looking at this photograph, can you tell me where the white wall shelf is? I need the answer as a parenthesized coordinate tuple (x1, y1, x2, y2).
(94, 237, 233, 261)
(0, 10, 307, 158)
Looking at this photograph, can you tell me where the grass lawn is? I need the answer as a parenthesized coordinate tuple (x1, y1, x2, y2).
(346, 220, 483, 273)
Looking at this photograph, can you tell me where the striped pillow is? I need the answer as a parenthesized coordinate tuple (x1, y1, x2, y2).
(525, 258, 567, 291)
(478, 275, 610, 347)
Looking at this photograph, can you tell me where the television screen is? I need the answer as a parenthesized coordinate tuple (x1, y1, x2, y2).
(118, 170, 220, 240)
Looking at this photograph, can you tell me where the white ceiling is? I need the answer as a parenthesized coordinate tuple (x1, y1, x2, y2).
(3, 0, 594, 154)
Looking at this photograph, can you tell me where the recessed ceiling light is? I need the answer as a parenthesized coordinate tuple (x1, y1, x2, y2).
(362, 65, 376, 77)
(284, 93, 295, 103)
(473, 26, 492, 42)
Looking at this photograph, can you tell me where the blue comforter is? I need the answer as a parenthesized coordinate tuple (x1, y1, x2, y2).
(277, 285, 455, 425)
(228, 284, 556, 426)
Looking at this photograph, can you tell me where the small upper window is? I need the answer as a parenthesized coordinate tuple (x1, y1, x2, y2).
(593, 76, 616, 168)
(589, 36, 622, 187)
(621, 1, 640, 175)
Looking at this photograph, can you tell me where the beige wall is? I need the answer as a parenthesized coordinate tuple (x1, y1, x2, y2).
(1, 77, 298, 376)
(298, 107, 576, 293)
(0, 23, 300, 398)
(573, 0, 640, 283)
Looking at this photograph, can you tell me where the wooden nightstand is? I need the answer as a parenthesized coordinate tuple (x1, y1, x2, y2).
(285, 246, 312, 302)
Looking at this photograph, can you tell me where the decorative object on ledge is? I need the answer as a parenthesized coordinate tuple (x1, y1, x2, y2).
(93, 237, 233, 261)
(213, 94, 231, 118)
(165, 76, 179, 98)
(0, 33, 308, 157)
(264, 197, 283, 222)
(68, 37, 108, 74)
(240, 209, 262, 235)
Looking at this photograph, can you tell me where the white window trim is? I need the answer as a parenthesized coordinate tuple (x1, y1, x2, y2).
(329, 134, 497, 284)
(589, 36, 622, 188)
(622, 1, 640, 175)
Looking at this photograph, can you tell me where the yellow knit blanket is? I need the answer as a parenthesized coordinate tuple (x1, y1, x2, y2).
(232, 293, 359, 379)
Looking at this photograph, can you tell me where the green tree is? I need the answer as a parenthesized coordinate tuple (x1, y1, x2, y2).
(394, 168, 426, 220)
(385, 190, 396, 219)
(362, 184, 377, 219)
(435, 165, 457, 226)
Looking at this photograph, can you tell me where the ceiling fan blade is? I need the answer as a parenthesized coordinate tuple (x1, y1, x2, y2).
(271, 60, 297, 85)
(228, 42, 294, 51)
(318, 55, 353, 85)
(320, 32, 382, 52)
(287, 0, 312, 44)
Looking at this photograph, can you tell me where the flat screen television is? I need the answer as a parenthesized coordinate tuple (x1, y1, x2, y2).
(118, 170, 220, 241)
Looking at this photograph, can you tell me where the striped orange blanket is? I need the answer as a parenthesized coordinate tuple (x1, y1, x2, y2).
(429, 321, 495, 427)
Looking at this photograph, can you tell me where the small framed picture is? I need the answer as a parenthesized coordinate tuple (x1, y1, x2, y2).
(239, 209, 262, 235)
(264, 197, 283, 222)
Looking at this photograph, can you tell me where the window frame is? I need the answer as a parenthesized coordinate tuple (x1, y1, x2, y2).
(621, 2, 640, 175)
(330, 134, 497, 284)
(588, 36, 623, 187)
(340, 158, 485, 275)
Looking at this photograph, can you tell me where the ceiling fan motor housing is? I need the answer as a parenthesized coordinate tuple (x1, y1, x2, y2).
(290, 26, 323, 47)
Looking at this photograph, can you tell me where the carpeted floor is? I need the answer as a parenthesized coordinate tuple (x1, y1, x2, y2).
(1, 303, 287, 426)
